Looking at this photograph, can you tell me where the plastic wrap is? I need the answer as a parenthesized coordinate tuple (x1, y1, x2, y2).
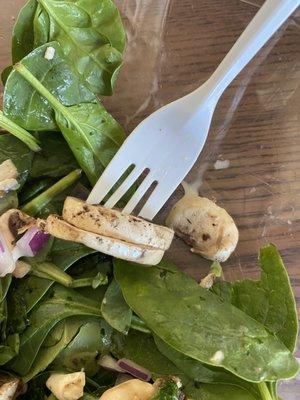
(107, 9, 300, 397)
(1, 0, 299, 397)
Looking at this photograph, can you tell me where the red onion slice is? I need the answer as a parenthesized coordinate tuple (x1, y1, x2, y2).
(98, 355, 125, 373)
(117, 359, 151, 382)
(0, 231, 15, 277)
(13, 226, 50, 261)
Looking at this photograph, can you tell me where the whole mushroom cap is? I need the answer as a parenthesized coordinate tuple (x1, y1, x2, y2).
(166, 193, 238, 262)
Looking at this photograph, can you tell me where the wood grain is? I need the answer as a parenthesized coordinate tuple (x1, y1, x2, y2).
(0, 0, 299, 326)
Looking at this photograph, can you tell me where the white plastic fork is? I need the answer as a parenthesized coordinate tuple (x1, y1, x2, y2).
(88, 0, 299, 220)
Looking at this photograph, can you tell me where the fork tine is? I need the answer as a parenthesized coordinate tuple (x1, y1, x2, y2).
(104, 166, 143, 209)
(138, 178, 180, 220)
(87, 159, 132, 204)
(122, 174, 154, 215)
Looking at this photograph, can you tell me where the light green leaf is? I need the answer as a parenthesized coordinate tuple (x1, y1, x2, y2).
(3, 42, 95, 131)
(36, 0, 125, 95)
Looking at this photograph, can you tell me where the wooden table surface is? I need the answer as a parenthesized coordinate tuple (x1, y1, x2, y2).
(1, 0, 300, 341)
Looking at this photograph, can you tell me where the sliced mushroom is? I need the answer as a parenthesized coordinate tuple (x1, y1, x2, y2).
(0, 160, 18, 182)
(39, 215, 164, 265)
(166, 193, 238, 262)
(63, 197, 174, 251)
(0, 179, 19, 193)
(46, 371, 85, 400)
(0, 375, 20, 400)
(100, 379, 155, 400)
(0, 209, 36, 250)
(12, 260, 31, 278)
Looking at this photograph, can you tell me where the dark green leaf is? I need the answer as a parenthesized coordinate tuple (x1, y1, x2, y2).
(6, 241, 95, 336)
(8, 285, 102, 376)
(151, 378, 182, 400)
(1, 66, 12, 85)
(19, 178, 54, 204)
(12, 0, 37, 63)
(81, 395, 99, 400)
(0, 134, 33, 187)
(114, 259, 299, 382)
(111, 330, 184, 380)
(3, 42, 95, 131)
(31, 132, 78, 178)
(185, 382, 258, 400)
(0, 298, 8, 340)
(23, 318, 83, 382)
(36, 0, 125, 95)
(21, 169, 81, 216)
(212, 245, 298, 352)
(0, 276, 12, 303)
(101, 279, 132, 334)
(0, 345, 16, 365)
(0, 191, 18, 216)
(50, 319, 113, 377)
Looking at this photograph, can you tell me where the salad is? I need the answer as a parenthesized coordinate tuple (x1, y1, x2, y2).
(0, 1, 299, 399)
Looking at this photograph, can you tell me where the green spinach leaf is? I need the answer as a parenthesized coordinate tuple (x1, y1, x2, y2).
(151, 377, 182, 400)
(154, 336, 260, 399)
(35, 0, 125, 95)
(185, 382, 258, 400)
(155, 336, 240, 384)
(0, 345, 16, 365)
(0, 191, 18, 216)
(0, 276, 12, 303)
(55, 102, 125, 184)
(9, 52, 125, 184)
(0, 134, 33, 187)
(4, 42, 94, 131)
(31, 132, 78, 178)
(33, 3, 51, 46)
(19, 178, 54, 204)
(212, 245, 298, 352)
(22, 169, 81, 216)
(0, 110, 40, 152)
(50, 319, 113, 377)
(8, 285, 102, 376)
(12, 0, 37, 63)
(23, 318, 83, 382)
(101, 279, 132, 334)
(6, 241, 95, 335)
(111, 330, 185, 380)
(1, 66, 12, 85)
(114, 259, 299, 383)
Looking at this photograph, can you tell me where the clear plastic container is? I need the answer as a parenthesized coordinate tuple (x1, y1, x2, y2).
(0, 0, 299, 398)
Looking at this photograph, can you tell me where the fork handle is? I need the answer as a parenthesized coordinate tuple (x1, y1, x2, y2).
(199, 0, 299, 101)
